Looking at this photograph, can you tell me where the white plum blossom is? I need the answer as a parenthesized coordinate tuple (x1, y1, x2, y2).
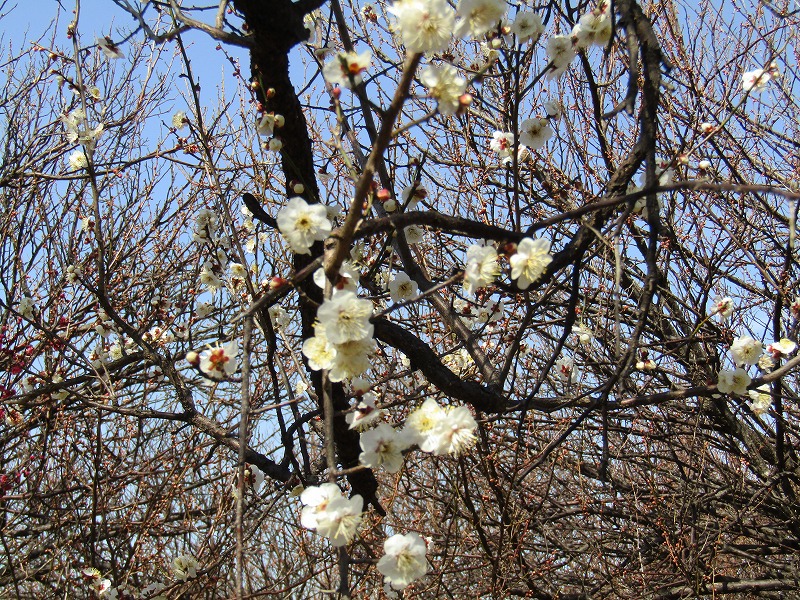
(519, 117, 553, 150)
(474, 299, 504, 324)
(18, 296, 35, 320)
(402, 185, 427, 210)
(302, 327, 337, 371)
(347, 392, 384, 429)
(389, 271, 419, 302)
(713, 297, 734, 320)
(572, 2, 612, 49)
(573, 324, 594, 345)
(276, 197, 332, 255)
(742, 62, 780, 92)
(300, 483, 343, 529)
(301, 484, 363, 547)
(717, 367, 751, 396)
(463, 243, 501, 297)
(196, 301, 213, 318)
(378, 532, 429, 590)
(420, 64, 466, 116)
(229, 262, 247, 278)
(430, 405, 478, 456)
(389, 0, 455, 53)
(545, 35, 576, 79)
(256, 113, 277, 137)
(317, 291, 374, 344)
(490, 131, 515, 160)
(97, 36, 124, 59)
(62, 108, 103, 148)
(172, 110, 188, 130)
(199, 340, 239, 378)
(454, 0, 507, 39)
(404, 398, 448, 452)
(555, 356, 578, 383)
(404, 225, 425, 245)
(329, 337, 376, 382)
(172, 554, 199, 581)
(313, 261, 359, 292)
(544, 99, 563, 120)
(766, 338, 796, 358)
(748, 385, 772, 415)
(511, 11, 544, 44)
(510, 237, 553, 290)
(69, 150, 88, 170)
(200, 262, 223, 293)
(729, 335, 763, 366)
(359, 423, 408, 472)
(322, 50, 372, 89)
(269, 305, 290, 328)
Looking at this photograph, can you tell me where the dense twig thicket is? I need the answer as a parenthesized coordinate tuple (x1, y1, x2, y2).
(1, 0, 799, 597)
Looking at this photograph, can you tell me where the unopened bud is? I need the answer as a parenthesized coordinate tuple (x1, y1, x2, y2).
(270, 277, 289, 290)
(292, 182, 305, 194)
(250, 80, 259, 90)
(699, 122, 714, 134)
(186, 351, 200, 365)
(376, 188, 391, 202)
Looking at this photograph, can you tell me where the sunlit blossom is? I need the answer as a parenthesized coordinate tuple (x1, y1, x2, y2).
(389, 0, 455, 53)
(276, 197, 332, 255)
(510, 237, 553, 290)
(322, 50, 372, 89)
(454, 0, 507, 39)
(511, 11, 544, 44)
(420, 64, 466, 116)
(359, 423, 408, 472)
(378, 532, 429, 590)
(463, 243, 500, 297)
(199, 339, 239, 378)
(717, 367, 751, 396)
(729, 335, 763, 366)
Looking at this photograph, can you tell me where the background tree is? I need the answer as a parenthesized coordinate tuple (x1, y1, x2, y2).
(1, 0, 799, 597)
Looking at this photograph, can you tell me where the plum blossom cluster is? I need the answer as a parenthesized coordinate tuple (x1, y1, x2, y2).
(716, 329, 796, 414)
(300, 483, 364, 547)
(62, 108, 103, 149)
(463, 237, 552, 296)
(302, 290, 376, 382)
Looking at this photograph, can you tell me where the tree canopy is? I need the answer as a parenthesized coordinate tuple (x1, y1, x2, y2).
(1, 0, 800, 597)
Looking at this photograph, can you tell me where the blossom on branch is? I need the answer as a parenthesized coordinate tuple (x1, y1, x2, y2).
(454, 0, 507, 39)
(322, 50, 372, 89)
(378, 532, 429, 590)
(276, 197, 332, 255)
(463, 242, 500, 298)
(729, 335, 763, 366)
(510, 237, 553, 290)
(420, 64, 466, 116)
(199, 340, 239, 378)
(389, 0, 455, 53)
(545, 35, 576, 79)
(359, 423, 408, 472)
(511, 11, 544, 44)
(519, 117, 553, 149)
(300, 484, 364, 547)
(716, 368, 751, 396)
